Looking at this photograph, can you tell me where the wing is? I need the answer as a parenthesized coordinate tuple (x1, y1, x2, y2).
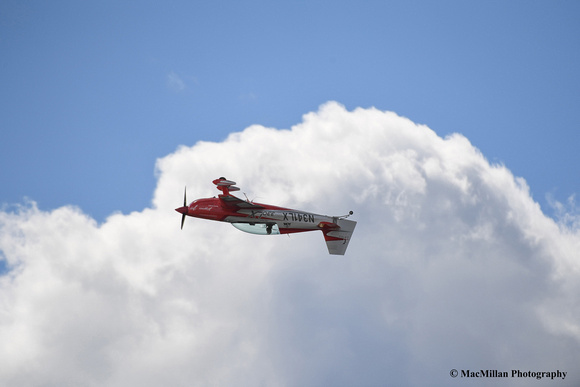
(212, 177, 266, 210)
(218, 193, 266, 210)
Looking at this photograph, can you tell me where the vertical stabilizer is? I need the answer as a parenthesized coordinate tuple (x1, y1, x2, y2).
(323, 218, 357, 255)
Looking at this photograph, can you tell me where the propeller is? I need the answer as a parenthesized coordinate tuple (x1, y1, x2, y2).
(175, 186, 188, 229)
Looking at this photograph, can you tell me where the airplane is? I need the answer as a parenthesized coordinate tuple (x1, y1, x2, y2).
(175, 177, 357, 255)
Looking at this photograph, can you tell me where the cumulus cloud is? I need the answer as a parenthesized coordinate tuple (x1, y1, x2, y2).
(548, 193, 580, 231)
(1, 102, 579, 386)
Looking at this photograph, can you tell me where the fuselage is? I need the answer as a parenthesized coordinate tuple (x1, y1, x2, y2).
(180, 197, 337, 235)
(176, 178, 355, 254)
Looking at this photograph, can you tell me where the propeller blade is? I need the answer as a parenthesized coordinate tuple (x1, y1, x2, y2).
(178, 186, 187, 230)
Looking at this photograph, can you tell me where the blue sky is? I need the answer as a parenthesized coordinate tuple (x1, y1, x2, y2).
(1, 1, 579, 222)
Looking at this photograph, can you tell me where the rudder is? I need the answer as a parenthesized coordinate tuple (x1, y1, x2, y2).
(323, 218, 357, 255)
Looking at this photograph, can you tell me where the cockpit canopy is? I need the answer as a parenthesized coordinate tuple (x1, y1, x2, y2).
(231, 222, 280, 235)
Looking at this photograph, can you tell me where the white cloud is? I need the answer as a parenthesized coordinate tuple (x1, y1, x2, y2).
(547, 193, 580, 231)
(167, 71, 186, 92)
(1, 102, 579, 386)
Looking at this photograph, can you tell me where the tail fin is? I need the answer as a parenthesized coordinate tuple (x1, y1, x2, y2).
(322, 218, 357, 255)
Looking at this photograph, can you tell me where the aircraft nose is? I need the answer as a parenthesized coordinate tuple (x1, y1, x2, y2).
(175, 206, 188, 215)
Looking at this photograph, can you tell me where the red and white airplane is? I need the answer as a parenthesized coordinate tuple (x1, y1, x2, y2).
(175, 177, 357, 255)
